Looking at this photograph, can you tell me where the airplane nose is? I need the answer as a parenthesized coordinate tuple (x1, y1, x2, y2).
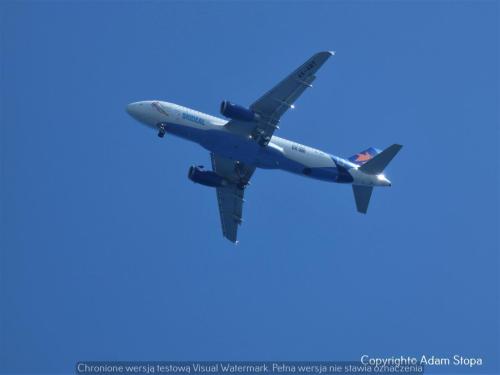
(126, 101, 154, 127)
(126, 101, 147, 121)
(126, 102, 139, 116)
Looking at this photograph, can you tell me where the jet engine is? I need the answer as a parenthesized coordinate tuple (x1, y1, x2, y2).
(220, 101, 259, 122)
(188, 165, 228, 188)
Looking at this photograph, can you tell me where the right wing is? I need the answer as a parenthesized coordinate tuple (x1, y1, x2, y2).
(225, 51, 334, 145)
(211, 153, 255, 243)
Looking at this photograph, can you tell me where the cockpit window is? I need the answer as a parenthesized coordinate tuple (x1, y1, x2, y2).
(151, 101, 169, 116)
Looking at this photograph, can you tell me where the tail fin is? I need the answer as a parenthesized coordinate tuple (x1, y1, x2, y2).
(348, 147, 381, 166)
(359, 144, 403, 175)
(352, 144, 403, 214)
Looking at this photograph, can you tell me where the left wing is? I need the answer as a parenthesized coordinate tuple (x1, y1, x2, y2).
(251, 51, 334, 122)
(211, 153, 255, 243)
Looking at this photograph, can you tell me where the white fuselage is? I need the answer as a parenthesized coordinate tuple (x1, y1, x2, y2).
(126, 100, 391, 187)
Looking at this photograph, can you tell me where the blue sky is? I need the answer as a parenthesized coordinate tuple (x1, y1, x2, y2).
(0, 1, 498, 374)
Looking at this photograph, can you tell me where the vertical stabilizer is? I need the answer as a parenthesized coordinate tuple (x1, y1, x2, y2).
(351, 144, 402, 214)
(348, 147, 381, 166)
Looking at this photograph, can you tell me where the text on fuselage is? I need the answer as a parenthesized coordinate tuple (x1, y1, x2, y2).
(182, 112, 206, 126)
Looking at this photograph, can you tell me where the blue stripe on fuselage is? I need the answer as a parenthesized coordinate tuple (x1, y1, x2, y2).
(292, 156, 354, 183)
(304, 166, 340, 181)
(164, 122, 262, 163)
(164, 122, 205, 142)
(300, 165, 352, 183)
(278, 154, 355, 183)
(162, 123, 354, 184)
(270, 155, 350, 183)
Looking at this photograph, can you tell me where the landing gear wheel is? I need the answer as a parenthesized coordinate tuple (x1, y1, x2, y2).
(157, 123, 166, 138)
(237, 181, 248, 190)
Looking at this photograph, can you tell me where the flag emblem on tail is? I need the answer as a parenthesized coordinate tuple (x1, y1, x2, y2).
(348, 147, 381, 165)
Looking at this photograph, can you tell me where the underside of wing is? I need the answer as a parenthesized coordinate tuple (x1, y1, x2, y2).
(215, 185, 244, 243)
(224, 51, 334, 146)
(211, 153, 255, 243)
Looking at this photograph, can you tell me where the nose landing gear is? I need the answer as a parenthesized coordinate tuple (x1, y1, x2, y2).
(157, 123, 166, 138)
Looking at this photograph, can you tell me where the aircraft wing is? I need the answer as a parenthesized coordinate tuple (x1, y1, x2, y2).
(225, 51, 334, 145)
(211, 153, 255, 243)
(251, 51, 333, 121)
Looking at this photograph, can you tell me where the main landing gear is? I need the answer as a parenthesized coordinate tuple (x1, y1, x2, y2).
(234, 161, 250, 190)
(157, 123, 166, 138)
(237, 181, 248, 190)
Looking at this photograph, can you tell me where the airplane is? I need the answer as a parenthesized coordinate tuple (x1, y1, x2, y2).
(126, 51, 402, 243)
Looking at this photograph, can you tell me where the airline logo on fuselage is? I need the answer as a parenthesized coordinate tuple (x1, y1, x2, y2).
(182, 112, 205, 126)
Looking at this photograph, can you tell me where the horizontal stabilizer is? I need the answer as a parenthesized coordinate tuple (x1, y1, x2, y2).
(353, 185, 373, 214)
(359, 144, 402, 175)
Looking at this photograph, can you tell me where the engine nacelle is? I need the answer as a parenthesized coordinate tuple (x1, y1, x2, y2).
(220, 101, 259, 122)
(188, 165, 228, 188)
